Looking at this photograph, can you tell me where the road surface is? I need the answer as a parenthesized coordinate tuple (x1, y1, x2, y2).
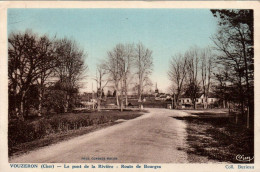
(10, 108, 192, 163)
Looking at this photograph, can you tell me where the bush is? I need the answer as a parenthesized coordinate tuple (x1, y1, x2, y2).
(8, 120, 37, 147)
(43, 89, 67, 113)
(8, 115, 92, 148)
(9, 110, 142, 153)
(31, 119, 52, 138)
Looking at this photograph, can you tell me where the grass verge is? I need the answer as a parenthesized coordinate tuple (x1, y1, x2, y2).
(9, 109, 145, 158)
(174, 113, 254, 163)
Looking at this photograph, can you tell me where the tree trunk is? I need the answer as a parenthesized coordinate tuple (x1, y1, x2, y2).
(116, 93, 119, 108)
(175, 94, 179, 109)
(15, 107, 19, 118)
(240, 30, 252, 128)
(174, 94, 177, 109)
(38, 95, 42, 116)
(193, 98, 196, 109)
(19, 91, 26, 121)
(247, 106, 250, 128)
(20, 101, 24, 120)
(125, 94, 128, 107)
(204, 97, 208, 109)
(120, 94, 123, 112)
(124, 78, 128, 106)
(138, 94, 142, 102)
(125, 83, 128, 107)
(64, 94, 69, 113)
(38, 88, 43, 116)
(97, 98, 101, 112)
(120, 80, 124, 112)
(138, 81, 142, 102)
(240, 101, 245, 116)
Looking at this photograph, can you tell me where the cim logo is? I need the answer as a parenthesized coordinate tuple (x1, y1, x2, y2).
(236, 154, 254, 162)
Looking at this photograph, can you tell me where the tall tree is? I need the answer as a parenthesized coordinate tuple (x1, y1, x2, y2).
(106, 44, 124, 108)
(200, 47, 214, 109)
(106, 43, 135, 111)
(211, 9, 254, 128)
(168, 53, 187, 108)
(119, 44, 134, 107)
(8, 31, 55, 119)
(134, 42, 153, 102)
(185, 47, 200, 109)
(94, 63, 109, 111)
(54, 38, 87, 112)
(36, 35, 57, 116)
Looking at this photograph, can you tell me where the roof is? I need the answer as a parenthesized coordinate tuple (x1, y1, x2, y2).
(179, 92, 216, 99)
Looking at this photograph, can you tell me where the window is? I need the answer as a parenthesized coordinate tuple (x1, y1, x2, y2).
(187, 99, 189, 103)
(211, 99, 213, 102)
(196, 99, 199, 102)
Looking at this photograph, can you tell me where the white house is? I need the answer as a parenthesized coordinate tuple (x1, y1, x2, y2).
(178, 93, 218, 108)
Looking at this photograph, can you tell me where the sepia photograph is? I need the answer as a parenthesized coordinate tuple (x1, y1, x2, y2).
(2, 2, 257, 168)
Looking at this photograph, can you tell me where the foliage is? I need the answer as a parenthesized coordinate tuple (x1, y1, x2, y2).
(8, 30, 87, 118)
(184, 82, 201, 100)
(8, 30, 56, 119)
(211, 10, 254, 122)
(134, 43, 153, 101)
(43, 88, 68, 113)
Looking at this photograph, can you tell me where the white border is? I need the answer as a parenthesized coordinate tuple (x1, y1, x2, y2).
(0, 1, 259, 172)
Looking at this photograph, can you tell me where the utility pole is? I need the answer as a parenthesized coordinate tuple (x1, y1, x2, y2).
(171, 96, 173, 109)
(174, 93, 176, 109)
(247, 107, 250, 129)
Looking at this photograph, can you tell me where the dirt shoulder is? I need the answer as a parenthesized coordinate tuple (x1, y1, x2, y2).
(173, 110, 254, 163)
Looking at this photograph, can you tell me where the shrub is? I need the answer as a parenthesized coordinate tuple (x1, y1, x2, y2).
(31, 119, 52, 138)
(8, 120, 37, 147)
(9, 110, 141, 151)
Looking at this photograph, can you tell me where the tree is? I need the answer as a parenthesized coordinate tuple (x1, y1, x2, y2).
(134, 42, 153, 102)
(35, 35, 57, 116)
(185, 47, 200, 109)
(8, 30, 56, 120)
(94, 63, 109, 111)
(106, 43, 135, 111)
(213, 66, 233, 109)
(113, 90, 116, 97)
(106, 44, 124, 108)
(107, 90, 112, 97)
(119, 44, 134, 107)
(200, 47, 214, 109)
(211, 9, 254, 128)
(43, 86, 68, 114)
(168, 53, 187, 108)
(184, 82, 201, 107)
(53, 38, 87, 112)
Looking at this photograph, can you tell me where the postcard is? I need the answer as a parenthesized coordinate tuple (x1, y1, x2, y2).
(0, 1, 259, 171)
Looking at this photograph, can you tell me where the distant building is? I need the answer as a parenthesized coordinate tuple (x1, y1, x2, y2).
(178, 93, 218, 108)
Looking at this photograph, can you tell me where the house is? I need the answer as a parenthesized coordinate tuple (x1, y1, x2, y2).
(178, 93, 218, 108)
(155, 93, 172, 101)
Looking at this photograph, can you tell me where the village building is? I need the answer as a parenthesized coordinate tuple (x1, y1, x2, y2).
(178, 93, 218, 108)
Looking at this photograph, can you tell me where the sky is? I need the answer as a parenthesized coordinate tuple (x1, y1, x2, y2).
(8, 8, 218, 93)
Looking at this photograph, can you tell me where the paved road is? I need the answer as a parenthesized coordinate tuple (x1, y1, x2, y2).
(10, 108, 191, 163)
